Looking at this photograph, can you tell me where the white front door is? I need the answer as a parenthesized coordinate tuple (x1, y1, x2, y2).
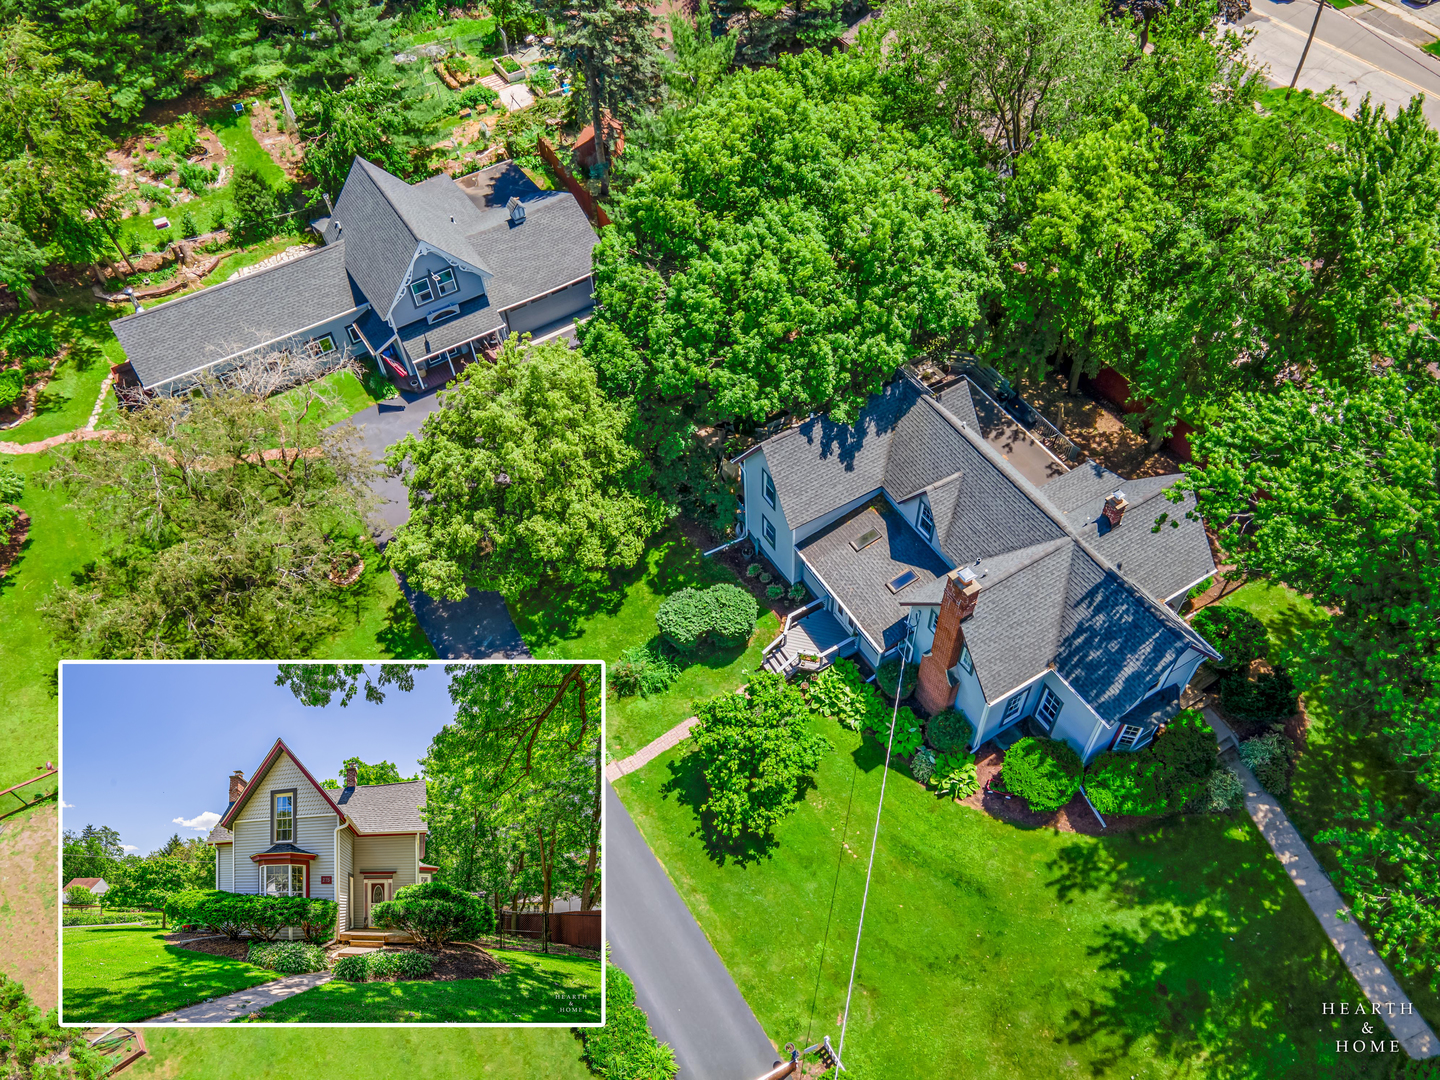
(365, 881, 389, 927)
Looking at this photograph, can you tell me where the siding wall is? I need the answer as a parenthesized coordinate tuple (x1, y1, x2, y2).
(504, 277, 593, 335)
(336, 827, 354, 932)
(392, 249, 487, 330)
(216, 845, 234, 891)
(742, 449, 798, 582)
(352, 834, 418, 887)
(228, 752, 338, 901)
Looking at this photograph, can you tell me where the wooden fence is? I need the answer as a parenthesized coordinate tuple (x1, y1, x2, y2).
(500, 908, 601, 949)
(536, 136, 611, 227)
(0, 765, 58, 821)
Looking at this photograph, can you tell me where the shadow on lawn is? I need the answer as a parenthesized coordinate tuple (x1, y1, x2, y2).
(1044, 819, 1387, 1080)
(64, 932, 271, 1023)
(659, 740, 806, 868)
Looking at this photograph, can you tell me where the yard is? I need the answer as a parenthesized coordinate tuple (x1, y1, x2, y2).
(1, 300, 126, 446)
(509, 525, 783, 760)
(617, 715, 1397, 1079)
(62, 927, 282, 1023)
(241, 948, 602, 1024)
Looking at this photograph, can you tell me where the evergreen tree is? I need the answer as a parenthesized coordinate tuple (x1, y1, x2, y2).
(663, 0, 736, 108)
(299, 75, 441, 195)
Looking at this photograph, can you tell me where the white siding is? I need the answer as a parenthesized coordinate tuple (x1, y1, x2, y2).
(742, 449, 798, 581)
(336, 827, 354, 931)
(216, 845, 234, 891)
(352, 834, 419, 891)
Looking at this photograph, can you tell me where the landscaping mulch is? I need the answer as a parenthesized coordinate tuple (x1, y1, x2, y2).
(164, 933, 250, 960)
(960, 746, 1152, 836)
(0, 510, 29, 577)
(481, 936, 600, 959)
(422, 943, 511, 982)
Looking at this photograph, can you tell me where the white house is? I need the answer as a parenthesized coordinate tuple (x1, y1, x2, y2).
(735, 372, 1220, 763)
(206, 739, 437, 936)
(62, 878, 109, 902)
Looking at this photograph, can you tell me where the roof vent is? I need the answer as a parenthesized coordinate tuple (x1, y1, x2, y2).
(507, 196, 526, 225)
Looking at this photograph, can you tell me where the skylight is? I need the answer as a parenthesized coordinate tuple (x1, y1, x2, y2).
(886, 570, 918, 594)
(850, 527, 882, 552)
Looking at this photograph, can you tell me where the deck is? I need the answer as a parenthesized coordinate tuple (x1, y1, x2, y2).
(762, 607, 855, 675)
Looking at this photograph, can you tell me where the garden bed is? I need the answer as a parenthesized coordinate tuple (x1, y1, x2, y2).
(0, 509, 29, 577)
(964, 745, 1150, 835)
(399, 943, 509, 982)
(166, 932, 251, 960)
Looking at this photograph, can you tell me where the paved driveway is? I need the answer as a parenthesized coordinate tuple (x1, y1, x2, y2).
(334, 387, 529, 659)
(606, 783, 779, 1080)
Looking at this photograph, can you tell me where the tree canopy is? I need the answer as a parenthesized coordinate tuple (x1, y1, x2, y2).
(299, 76, 441, 197)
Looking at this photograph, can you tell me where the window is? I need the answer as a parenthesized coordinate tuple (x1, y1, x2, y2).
(927, 608, 938, 633)
(762, 469, 776, 509)
(426, 304, 460, 325)
(273, 792, 294, 843)
(959, 646, 975, 675)
(1036, 686, 1063, 730)
(310, 334, 335, 355)
(917, 501, 935, 541)
(410, 277, 435, 305)
(434, 268, 458, 297)
(1002, 692, 1024, 722)
(1117, 724, 1145, 750)
(263, 864, 304, 896)
(886, 570, 918, 594)
(346, 324, 362, 345)
(761, 515, 776, 548)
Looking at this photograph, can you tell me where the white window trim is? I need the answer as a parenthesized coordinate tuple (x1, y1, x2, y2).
(1036, 686, 1063, 730)
(434, 268, 459, 297)
(274, 793, 294, 843)
(1117, 724, 1145, 749)
(262, 864, 305, 897)
(917, 501, 935, 541)
(426, 303, 461, 325)
(761, 515, 776, 548)
(762, 469, 776, 509)
(927, 608, 938, 632)
(411, 278, 435, 305)
(346, 324, 362, 344)
(309, 334, 336, 356)
(959, 645, 974, 675)
(1002, 691, 1025, 721)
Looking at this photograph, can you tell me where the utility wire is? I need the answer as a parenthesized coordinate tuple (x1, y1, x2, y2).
(831, 644, 909, 1077)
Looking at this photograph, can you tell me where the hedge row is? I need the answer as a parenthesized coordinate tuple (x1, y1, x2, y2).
(1083, 710, 1219, 816)
(247, 941, 327, 974)
(580, 958, 678, 1079)
(332, 950, 434, 982)
(165, 890, 337, 942)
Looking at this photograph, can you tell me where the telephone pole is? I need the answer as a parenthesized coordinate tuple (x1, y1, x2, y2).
(1290, 0, 1329, 94)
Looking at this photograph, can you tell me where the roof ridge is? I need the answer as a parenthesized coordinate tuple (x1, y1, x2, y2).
(971, 536, 1071, 589)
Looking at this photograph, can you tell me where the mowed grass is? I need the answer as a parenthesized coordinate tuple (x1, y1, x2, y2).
(509, 525, 782, 760)
(617, 716, 1395, 1079)
(1, 301, 127, 446)
(129, 1027, 594, 1079)
(62, 927, 281, 1023)
(245, 949, 601, 1024)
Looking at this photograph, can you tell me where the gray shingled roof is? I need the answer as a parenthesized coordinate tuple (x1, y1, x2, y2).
(758, 373, 1219, 721)
(798, 501, 951, 649)
(336, 779, 427, 834)
(396, 293, 504, 360)
(468, 191, 599, 311)
(110, 242, 365, 389)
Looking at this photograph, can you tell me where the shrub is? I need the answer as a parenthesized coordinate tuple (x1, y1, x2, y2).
(910, 747, 937, 783)
(655, 583, 758, 652)
(581, 958, 679, 1079)
(368, 949, 435, 980)
(248, 941, 327, 974)
(612, 642, 680, 698)
(500, 55, 521, 73)
(931, 753, 979, 799)
(231, 164, 276, 232)
(874, 656, 918, 701)
(138, 182, 173, 208)
(1191, 606, 1269, 672)
(456, 83, 499, 111)
(766, 584, 784, 599)
(21, 356, 49, 377)
(0, 369, 24, 410)
(745, 563, 762, 577)
(297, 898, 338, 943)
(177, 162, 217, 195)
(1239, 731, 1293, 794)
(529, 66, 556, 94)
(330, 953, 370, 982)
(787, 581, 807, 601)
(1186, 765, 1245, 813)
(1084, 709, 1218, 816)
(758, 571, 772, 584)
(372, 880, 495, 950)
(806, 658, 877, 732)
(162, 891, 332, 942)
(1001, 737, 1082, 811)
(1220, 669, 1298, 731)
(3, 324, 58, 361)
(869, 706, 922, 756)
(926, 708, 974, 755)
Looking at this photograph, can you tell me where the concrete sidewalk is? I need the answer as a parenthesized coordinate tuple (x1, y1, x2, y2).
(145, 971, 333, 1023)
(1225, 726, 1438, 1058)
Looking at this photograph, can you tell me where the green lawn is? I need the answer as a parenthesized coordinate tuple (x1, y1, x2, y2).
(1, 303, 126, 446)
(509, 525, 783, 760)
(244, 948, 601, 1023)
(1258, 87, 1351, 141)
(62, 927, 282, 1023)
(272, 366, 390, 432)
(618, 716, 1395, 1079)
(130, 1027, 593, 1079)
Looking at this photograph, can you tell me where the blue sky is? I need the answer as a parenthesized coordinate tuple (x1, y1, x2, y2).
(61, 663, 456, 855)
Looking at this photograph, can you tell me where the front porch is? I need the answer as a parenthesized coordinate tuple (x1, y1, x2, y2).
(761, 602, 857, 677)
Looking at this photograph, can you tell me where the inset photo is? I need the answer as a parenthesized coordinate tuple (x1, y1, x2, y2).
(58, 660, 602, 1026)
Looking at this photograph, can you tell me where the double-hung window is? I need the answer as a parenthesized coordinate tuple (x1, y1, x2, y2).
(761, 469, 776, 509)
(411, 277, 435, 305)
(761, 515, 776, 548)
(310, 334, 336, 355)
(917, 501, 935, 541)
(1002, 691, 1024, 723)
(959, 646, 975, 675)
(346, 324, 362, 345)
(434, 268, 458, 297)
(273, 792, 294, 843)
(1036, 686, 1063, 730)
(262, 864, 304, 896)
(927, 608, 938, 633)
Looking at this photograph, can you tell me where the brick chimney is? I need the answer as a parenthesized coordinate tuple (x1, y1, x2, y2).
(228, 770, 246, 803)
(1102, 491, 1128, 529)
(915, 568, 982, 715)
(345, 763, 358, 788)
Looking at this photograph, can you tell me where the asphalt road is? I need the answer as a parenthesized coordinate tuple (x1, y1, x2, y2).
(333, 386, 529, 658)
(1243, 0, 1440, 127)
(606, 783, 779, 1080)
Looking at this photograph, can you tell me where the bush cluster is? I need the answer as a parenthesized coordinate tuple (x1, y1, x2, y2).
(1190, 606, 1269, 672)
(875, 656, 918, 701)
(655, 584, 758, 652)
(805, 658, 872, 731)
(611, 641, 681, 698)
(456, 83, 500, 111)
(925, 708, 974, 755)
(1186, 765, 1245, 813)
(931, 753, 979, 799)
(247, 941, 327, 974)
(580, 959, 679, 1080)
(1220, 668, 1298, 731)
(910, 747, 937, 784)
(331, 949, 435, 982)
(1083, 709, 1219, 817)
(165, 890, 338, 943)
(372, 881, 495, 950)
(2, 325, 58, 361)
(1001, 737, 1083, 811)
(1239, 731, 1294, 795)
(0, 369, 24, 411)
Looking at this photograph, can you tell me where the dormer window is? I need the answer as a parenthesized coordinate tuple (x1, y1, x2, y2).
(427, 304, 460, 325)
(411, 277, 435, 305)
(434, 268, 458, 297)
(917, 501, 935, 541)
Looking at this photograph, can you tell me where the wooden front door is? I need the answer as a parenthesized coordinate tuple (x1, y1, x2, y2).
(366, 881, 388, 927)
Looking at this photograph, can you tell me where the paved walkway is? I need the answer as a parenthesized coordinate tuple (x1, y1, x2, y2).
(145, 970, 334, 1023)
(1222, 717, 1438, 1059)
(606, 716, 699, 781)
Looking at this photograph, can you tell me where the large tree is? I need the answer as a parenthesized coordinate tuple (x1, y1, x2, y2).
(39, 371, 375, 659)
(662, 0, 736, 109)
(385, 337, 663, 601)
(298, 75, 441, 196)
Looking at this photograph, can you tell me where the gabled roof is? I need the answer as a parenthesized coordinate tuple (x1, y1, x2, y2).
(467, 189, 600, 312)
(214, 739, 347, 832)
(336, 780, 427, 834)
(64, 878, 106, 889)
(396, 292, 504, 361)
(109, 242, 366, 389)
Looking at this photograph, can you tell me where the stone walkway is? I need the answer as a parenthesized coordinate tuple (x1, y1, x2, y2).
(1223, 717, 1438, 1059)
(605, 716, 699, 782)
(145, 970, 333, 1023)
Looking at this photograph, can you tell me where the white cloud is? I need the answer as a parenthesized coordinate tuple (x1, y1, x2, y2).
(60, 800, 74, 808)
(173, 811, 221, 831)
(121, 845, 139, 853)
